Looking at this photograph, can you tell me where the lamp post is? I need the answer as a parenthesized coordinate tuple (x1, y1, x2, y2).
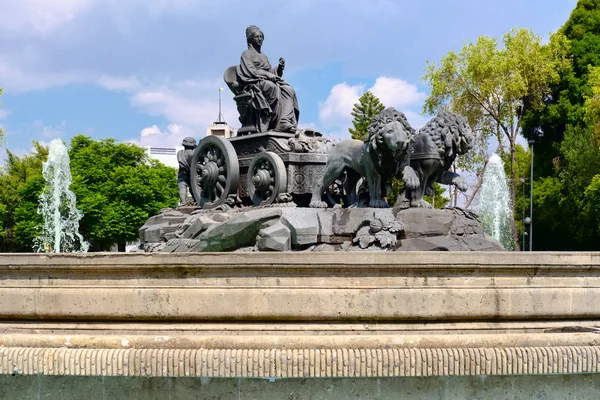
(215, 87, 226, 125)
(519, 178, 526, 251)
(527, 126, 544, 251)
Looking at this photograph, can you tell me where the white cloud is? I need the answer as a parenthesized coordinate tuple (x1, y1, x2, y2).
(32, 120, 67, 139)
(0, 59, 88, 93)
(0, 0, 205, 37)
(403, 110, 430, 130)
(133, 88, 223, 128)
(298, 122, 318, 131)
(318, 83, 365, 129)
(97, 75, 141, 92)
(0, 0, 95, 36)
(318, 76, 428, 138)
(369, 76, 427, 109)
(135, 123, 189, 148)
(132, 83, 237, 126)
(126, 80, 239, 147)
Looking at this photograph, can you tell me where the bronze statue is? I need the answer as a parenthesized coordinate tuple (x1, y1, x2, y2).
(224, 25, 300, 135)
(177, 137, 197, 204)
(397, 110, 474, 208)
(310, 108, 419, 208)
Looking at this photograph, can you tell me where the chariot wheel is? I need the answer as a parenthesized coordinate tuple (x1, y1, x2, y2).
(247, 152, 287, 206)
(190, 135, 239, 209)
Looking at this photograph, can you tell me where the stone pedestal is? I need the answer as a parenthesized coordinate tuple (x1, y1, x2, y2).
(139, 206, 504, 253)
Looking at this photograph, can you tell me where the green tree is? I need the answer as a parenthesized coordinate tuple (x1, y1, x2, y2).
(424, 182, 450, 209)
(516, 1, 600, 250)
(422, 28, 570, 249)
(68, 135, 178, 251)
(584, 65, 600, 141)
(349, 91, 385, 140)
(0, 142, 48, 252)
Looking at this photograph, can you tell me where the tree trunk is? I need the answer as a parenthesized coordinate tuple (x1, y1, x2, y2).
(465, 160, 488, 209)
(465, 178, 482, 209)
(452, 165, 458, 206)
(118, 242, 126, 252)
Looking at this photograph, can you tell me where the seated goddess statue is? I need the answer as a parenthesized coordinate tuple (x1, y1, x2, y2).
(224, 25, 300, 135)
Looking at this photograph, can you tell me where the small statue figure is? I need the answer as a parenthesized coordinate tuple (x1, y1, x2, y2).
(177, 137, 197, 204)
(310, 108, 419, 208)
(397, 110, 474, 208)
(224, 25, 300, 135)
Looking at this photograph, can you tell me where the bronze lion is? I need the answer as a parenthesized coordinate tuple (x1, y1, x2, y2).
(398, 110, 474, 208)
(310, 107, 419, 208)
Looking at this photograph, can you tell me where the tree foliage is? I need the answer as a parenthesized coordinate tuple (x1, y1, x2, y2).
(0, 136, 178, 252)
(349, 91, 385, 140)
(584, 66, 600, 140)
(68, 135, 178, 251)
(422, 28, 570, 249)
(0, 142, 48, 251)
(518, 0, 600, 250)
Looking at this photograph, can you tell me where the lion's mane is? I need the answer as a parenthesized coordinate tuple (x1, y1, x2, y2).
(365, 107, 416, 149)
(417, 110, 473, 167)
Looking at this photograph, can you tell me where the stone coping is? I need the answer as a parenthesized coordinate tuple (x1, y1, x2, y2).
(0, 252, 599, 322)
(1, 251, 599, 267)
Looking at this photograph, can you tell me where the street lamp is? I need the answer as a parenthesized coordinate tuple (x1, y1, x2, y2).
(519, 178, 526, 251)
(527, 126, 544, 251)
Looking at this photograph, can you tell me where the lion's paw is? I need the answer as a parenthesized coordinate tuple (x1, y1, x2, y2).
(453, 176, 468, 192)
(411, 199, 432, 209)
(309, 201, 329, 208)
(402, 167, 420, 190)
(369, 199, 389, 208)
(395, 198, 411, 209)
(403, 175, 419, 190)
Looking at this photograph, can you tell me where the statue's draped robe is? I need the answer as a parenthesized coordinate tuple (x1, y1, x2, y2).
(237, 48, 300, 132)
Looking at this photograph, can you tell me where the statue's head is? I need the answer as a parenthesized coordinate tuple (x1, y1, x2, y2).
(246, 25, 264, 47)
(366, 107, 416, 158)
(182, 137, 197, 149)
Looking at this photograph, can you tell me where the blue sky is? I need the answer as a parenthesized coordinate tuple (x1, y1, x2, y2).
(0, 0, 578, 155)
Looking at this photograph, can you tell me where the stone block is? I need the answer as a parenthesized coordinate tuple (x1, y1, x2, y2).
(256, 221, 291, 251)
(397, 236, 466, 251)
(316, 210, 348, 243)
(396, 208, 454, 238)
(141, 223, 167, 243)
(280, 208, 320, 247)
(193, 208, 283, 252)
(162, 238, 200, 252)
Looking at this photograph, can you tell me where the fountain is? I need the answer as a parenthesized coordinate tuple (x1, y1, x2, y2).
(34, 139, 89, 253)
(478, 153, 514, 250)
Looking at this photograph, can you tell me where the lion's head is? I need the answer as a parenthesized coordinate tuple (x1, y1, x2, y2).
(418, 110, 474, 165)
(365, 107, 415, 159)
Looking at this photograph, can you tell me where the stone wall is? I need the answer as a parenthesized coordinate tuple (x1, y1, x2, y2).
(0, 252, 598, 386)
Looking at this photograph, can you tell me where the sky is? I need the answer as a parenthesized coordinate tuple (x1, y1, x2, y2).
(0, 0, 579, 156)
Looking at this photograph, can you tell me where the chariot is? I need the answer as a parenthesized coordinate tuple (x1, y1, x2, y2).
(189, 132, 330, 209)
